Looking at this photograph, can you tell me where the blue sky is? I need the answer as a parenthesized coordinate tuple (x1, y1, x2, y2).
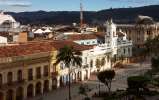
(0, 0, 159, 12)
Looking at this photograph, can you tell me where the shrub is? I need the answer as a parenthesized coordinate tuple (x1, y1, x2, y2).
(97, 70, 115, 95)
(127, 76, 150, 96)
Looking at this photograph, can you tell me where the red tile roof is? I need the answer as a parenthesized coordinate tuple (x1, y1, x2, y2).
(66, 32, 105, 41)
(0, 40, 93, 58)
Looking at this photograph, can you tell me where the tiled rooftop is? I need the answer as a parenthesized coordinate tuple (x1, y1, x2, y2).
(0, 40, 93, 58)
(66, 32, 105, 41)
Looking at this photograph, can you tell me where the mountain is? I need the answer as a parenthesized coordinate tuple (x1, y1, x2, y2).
(6, 5, 159, 25)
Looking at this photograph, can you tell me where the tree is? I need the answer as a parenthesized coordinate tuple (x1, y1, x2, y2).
(78, 84, 91, 100)
(145, 36, 159, 57)
(96, 59, 101, 69)
(97, 70, 115, 95)
(151, 57, 159, 70)
(101, 57, 106, 67)
(54, 46, 82, 100)
(127, 76, 150, 96)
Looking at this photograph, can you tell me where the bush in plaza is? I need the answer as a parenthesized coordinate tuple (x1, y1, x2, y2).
(127, 76, 150, 96)
(97, 70, 115, 95)
(151, 57, 159, 70)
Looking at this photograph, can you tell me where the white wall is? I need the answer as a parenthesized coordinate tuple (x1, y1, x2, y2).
(74, 39, 97, 45)
(0, 36, 7, 44)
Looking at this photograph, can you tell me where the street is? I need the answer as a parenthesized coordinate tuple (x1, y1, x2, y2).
(30, 62, 151, 100)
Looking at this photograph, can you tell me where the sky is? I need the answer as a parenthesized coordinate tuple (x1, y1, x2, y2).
(0, 0, 159, 12)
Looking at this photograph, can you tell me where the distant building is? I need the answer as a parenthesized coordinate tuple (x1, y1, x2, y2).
(0, 12, 28, 44)
(117, 15, 159, 47)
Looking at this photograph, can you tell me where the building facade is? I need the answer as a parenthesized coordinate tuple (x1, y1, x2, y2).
(117, 16, 159, 47)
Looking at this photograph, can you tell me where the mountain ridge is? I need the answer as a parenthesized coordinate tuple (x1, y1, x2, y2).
(6, 5, 159, 25)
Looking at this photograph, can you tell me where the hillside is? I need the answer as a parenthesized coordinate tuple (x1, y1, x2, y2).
(6, 5, 159, 25)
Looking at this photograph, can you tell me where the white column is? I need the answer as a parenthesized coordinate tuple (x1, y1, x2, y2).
(87, 69, 90, 79)
(13, 71, 17, 82)
(33, 84, 35, 97)
(32, 68, 36, 80)
(23, 86, 27, 100)
(49, 79, 52, 91)
(81, 71, 84, 81)
(2, 72, 6, 84)
(56, 76, 60, 88)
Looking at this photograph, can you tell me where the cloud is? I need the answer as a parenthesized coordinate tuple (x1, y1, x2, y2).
(0, 0, 31, 7)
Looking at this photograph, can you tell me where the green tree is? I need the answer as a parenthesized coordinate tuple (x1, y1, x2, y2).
(54, 46, 82, 100)
(96, 59, 101, 69)
(145, 36, 159, 57)
(127, 76, 150, 96)
(97, 70, 115, 95)
(101, 57, 106, 67)
(151, 57, 159, 70)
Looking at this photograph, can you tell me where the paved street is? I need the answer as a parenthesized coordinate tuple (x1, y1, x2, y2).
(30, 62, 151, 100)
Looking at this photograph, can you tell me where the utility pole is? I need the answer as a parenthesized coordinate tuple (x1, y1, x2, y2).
(80, 0, 84, 28)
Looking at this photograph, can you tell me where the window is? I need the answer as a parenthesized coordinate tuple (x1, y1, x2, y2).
(28, 69, 33, 81)
(87, 42, 90, 45)
(17, 70, 22, 82)
(90, 60, 93, 68)
(36, 67, 41, 79)
(44, 65, 49, 77)
(124, 48, 126, 54)
(7, 72, 13, 84)
(60, 63, 65, 69)
(128, 48, 130, 54)
(85, 57, 87, 64)
(0, 74, 2, 86)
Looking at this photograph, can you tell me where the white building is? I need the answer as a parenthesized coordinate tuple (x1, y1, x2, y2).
(0, 11, 20, 32)
(0, 36, 7, 44)
(58, 19, 132, 86)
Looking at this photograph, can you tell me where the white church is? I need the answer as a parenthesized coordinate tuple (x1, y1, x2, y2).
(57, 19, 133, 86)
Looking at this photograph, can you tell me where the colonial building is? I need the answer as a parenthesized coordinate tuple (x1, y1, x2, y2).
(117, 15, 159, 47)
(0, 40, 94, 100)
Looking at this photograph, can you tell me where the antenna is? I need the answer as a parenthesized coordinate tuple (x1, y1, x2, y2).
(80, 0, 84, 28)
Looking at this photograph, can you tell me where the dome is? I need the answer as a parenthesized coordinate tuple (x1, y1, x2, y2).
(0, 12, 16, 25)
(136, 15, 154, 24)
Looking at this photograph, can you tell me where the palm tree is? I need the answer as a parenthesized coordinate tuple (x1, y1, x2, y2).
(54, 46, 82, 100)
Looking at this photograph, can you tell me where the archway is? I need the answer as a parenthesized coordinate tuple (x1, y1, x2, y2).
(0, 74, 2, 86)
(85, 70, 88, 80)
(43, 80, 49, 93)
(36, 82, 42, 95)
(27, 84, 34, 97)
(0, 92, 4, 100)
(60, 76, 63, 86)
(6, 89, 14, 100)
(7, 72, 13, 84)
(16, 87, 23, 100)
(52, 78, 57, 89)
(77, 71, 81, 81)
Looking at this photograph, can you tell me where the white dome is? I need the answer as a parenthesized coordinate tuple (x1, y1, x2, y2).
(0, 13, 16, 25)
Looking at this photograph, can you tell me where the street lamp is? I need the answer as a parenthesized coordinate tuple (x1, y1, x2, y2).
(97, 69, 100, 96)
